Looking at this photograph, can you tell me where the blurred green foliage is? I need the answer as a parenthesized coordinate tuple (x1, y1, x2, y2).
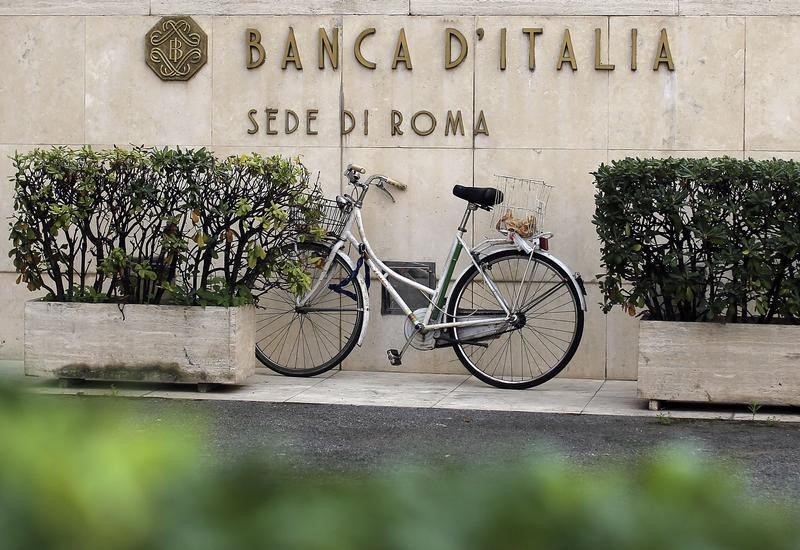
(1, 384, 799, 550)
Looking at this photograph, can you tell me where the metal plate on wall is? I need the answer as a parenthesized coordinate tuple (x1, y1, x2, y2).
(380, 261, 437, 315)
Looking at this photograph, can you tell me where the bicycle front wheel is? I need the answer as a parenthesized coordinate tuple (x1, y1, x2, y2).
(447, 249, 584, 389)
(255, 242, 365, 377)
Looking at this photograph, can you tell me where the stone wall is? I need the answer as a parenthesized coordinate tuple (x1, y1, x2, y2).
(0, 0, 796, 380)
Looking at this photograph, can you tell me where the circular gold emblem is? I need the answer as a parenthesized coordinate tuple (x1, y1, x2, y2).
(145, 16, 208, 81)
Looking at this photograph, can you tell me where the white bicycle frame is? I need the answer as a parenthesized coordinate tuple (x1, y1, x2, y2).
(298, 190, 553, 337)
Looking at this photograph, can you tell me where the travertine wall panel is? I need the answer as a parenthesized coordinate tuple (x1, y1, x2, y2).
(0, 0, 148, 15)
(474, 17, 609, 150)
(5, 1, 799, 17)
(0, 273, 44, 359)
(341, 16, 475, 148)
(0, 17, 85, 144)
(411, 1, 679, 16)
(213, 16, 343, 147)
(745, 151, 800, 161)
(85, 16, 213, 145)
(606, 307, 638, 380)
(745, 17, 800, 152)
(153, 0, 410, 15)
(679, 1, 800, 16)
(608, 16, 745, 151)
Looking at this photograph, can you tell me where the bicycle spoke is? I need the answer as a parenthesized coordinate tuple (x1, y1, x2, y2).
(254, 243, 365, 376)
(451, 251, 583, 388)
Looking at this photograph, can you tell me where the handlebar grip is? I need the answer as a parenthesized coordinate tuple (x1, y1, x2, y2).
(384, 176, 407, 190)
(347, 163, 366, 174)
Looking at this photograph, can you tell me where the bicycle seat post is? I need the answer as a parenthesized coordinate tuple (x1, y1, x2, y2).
(458, 204, 478, 233)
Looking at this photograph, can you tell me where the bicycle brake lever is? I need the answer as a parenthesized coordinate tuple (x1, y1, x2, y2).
(376, 183, 396, 203)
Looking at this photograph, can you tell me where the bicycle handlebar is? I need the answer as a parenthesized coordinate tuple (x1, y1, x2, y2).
(346, 163, 366, 174)
(344, 164, 408, 202)
(382, 176, 407, 190)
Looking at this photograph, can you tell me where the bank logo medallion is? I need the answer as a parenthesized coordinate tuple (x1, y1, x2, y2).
(146, 16, 207, 81)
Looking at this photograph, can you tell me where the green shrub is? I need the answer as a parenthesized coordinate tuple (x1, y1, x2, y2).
(593, 157, 800, 322)
(9, 146, 316, 306)
(0, 385, 798, 550)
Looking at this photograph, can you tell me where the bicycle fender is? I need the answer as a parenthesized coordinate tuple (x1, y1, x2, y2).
(456, 245, 588, 312)
(335, 250, 370, 346)
(534, 249, 588, 312)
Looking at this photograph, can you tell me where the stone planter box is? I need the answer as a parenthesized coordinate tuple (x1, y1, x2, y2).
(24, 301, 255, 389)
(638, 320, 800, 408)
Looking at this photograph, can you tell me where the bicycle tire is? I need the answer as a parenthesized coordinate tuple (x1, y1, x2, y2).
(447, 249, 584, 389)
(255, 242, 365, 377)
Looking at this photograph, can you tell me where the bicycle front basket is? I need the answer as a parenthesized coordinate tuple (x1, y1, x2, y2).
(489, 175, 553, 238)
(292, 193, 350, 238)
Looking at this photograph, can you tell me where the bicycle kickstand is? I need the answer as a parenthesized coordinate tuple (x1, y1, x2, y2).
(386, 327, 421, 367)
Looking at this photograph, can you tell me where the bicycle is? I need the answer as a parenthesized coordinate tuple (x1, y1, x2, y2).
(254, 164, 587, 389)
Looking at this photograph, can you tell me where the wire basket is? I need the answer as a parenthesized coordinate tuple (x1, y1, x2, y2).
(291, 192, 350, 238)
(312, 196, 350, 237)
(489, 175, 552, 238)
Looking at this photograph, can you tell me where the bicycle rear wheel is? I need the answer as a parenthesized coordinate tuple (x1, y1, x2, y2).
(447, 249, 583, 389)
(255, 242, 365, 376)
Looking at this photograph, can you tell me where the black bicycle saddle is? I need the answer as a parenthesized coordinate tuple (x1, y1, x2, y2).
(452, 185, 504, 209)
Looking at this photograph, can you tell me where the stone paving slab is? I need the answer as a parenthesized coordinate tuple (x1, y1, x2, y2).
(433, 389, 596, 414)
(2, 359, 799, 423)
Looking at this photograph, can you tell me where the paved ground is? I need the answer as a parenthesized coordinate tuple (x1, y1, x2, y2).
(45, 395, 800, 498)
(1, 359, 796, 422)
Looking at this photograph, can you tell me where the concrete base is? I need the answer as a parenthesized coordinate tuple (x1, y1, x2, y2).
(24, 301, 255, 385)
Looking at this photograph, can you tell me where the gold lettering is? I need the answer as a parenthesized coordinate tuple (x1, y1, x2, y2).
(306, 109, 318, 135)
(282, 27, 303, 70)
(594, 28, 615, 71)
(246, 28, 265, 69)
(318, 27, 339, 70)
(653, 28, 675, 71)
(285, 110, 299, 134)
(265, 108, 278, 135)
(445, 28, 468, 69)
(522, 27, 542, 70)
(392, 28, 413, 70)
(499, 28, 507, 70)
(355, 28, 377, 69)
(557, 29, 577, 71)
(247, 109, 259, 134)
(168, 36, 183, 63)
(341, 110, 355, 135)
(631, 28, 638, 71)
(445, 110, 464, 136)
(474, 110, 489, 136)
(411, 110, 436, 136)
(391, 110, 403, 136)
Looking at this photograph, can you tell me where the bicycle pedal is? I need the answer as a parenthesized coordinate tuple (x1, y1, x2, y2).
(387, 349, 402, 366)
